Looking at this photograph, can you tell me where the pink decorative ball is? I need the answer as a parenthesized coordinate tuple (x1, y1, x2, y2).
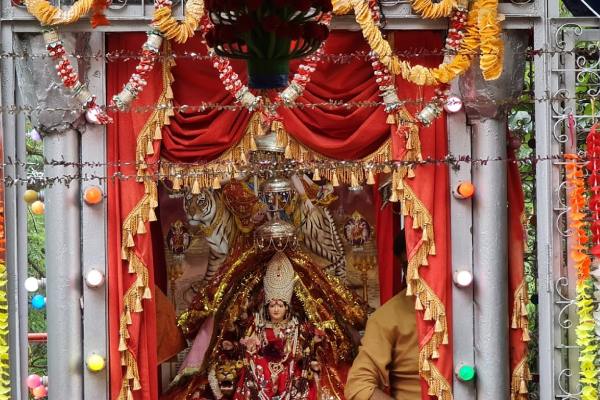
(26, 374, 42, 389)
(32, 385, 47, 398)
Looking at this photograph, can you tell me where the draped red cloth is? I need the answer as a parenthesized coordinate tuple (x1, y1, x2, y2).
(107, 33, 162, 400)
(106, 31, 452, 400)
(508, 145, 530, 396)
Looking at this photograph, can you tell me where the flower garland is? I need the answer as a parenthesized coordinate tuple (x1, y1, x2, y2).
(152, 0, 205, 44)
(349, 0, 501, 86)
(410, 0, 455, 19)
(25, 0, 108, 27)
(42, 28, 113, 124)
(38, 0, 205, 122)
(566, 153, 598, 400)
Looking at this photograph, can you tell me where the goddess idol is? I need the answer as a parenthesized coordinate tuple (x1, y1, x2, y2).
(164, 243, 366, 400)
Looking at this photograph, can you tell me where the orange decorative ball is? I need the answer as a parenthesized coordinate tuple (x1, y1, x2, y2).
(456, 182, 475, 199)
(84, 186, 103, 205)
(31, 201, 45, 215)
(32, 385, 47, 399)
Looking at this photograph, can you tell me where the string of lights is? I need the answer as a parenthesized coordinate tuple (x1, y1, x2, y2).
(6, 153, 600, 188)
(1, 95, 600, 115)
(0, 48, 587, 61)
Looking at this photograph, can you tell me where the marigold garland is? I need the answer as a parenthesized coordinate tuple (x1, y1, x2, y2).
(347, 0, 502, 86)
(25, 0, 99, 26)
(410, 0, 456, 19)
(152, 0, 205, 44)
(566, 153, 598, 400)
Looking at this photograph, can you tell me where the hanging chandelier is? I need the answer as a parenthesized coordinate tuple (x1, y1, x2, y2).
(205, 0, 332, 89)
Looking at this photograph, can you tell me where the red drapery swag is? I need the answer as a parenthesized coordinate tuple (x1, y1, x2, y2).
(107, 31, 453, 400)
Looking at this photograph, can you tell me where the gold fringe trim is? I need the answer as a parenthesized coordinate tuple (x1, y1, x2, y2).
(117, 41, 174, 400)
(511, 356, 532, 400)
(510, 281, 531, 399)
(136, 42, 176, 177)
(512, 280, 531, 342)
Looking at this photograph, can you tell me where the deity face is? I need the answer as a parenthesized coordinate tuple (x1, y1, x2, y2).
(268, 299, 287, 323)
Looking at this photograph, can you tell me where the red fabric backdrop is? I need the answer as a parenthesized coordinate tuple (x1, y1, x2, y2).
(107, 31, 452, 400)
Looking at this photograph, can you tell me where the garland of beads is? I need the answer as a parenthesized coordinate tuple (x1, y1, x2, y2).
(43, 28, 112, 124)
(206, 14, 333, 114)
(39, 0, 204, 124)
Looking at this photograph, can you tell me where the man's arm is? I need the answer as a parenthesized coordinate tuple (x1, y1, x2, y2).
(344, 318, 393, 400)
(370, 388, 394, 400)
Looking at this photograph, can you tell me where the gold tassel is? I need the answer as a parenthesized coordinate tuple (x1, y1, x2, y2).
(422, 359, 430, 371)
(134, 298, 143, 313)
(331, 172, 340, 187)
(434, 319, 443, 333)
(148, 207, 157, 222)
(386, 113, 396, 124)
(407, 167, 416, 178)
(406, 282, 413, 296)
(389, 189, 398, 203)
(127, 231, 135, 248)
(432, 349, 440, 359)
(127, 389, 134, 400)
(119, 337, 128, 351)
(137, 218, 146, 235)
(285, 144, 292, 159)
(143, 286, 152, 299)
(154, 124, 162, 140)
(121, 247, 129, 260)
(519, 379, 528, 394)
(442, 333, 449, 344)
(172, 176, 181, 191)
(366, 169, 375, 185)
(313, 168, 321, 181)
(212, 176, 221, 190)
(240, 150, 247, 164)
(415, 296, 424, 310)
(133, 378, 142, 391)
(165, 84, 174, 100)
(126, 310, 132, 325)
(192, 178, 201, 194)
(423, 306, 432, 321)
(350, 171, 359, 188)
(250, 135, 257, 151)
(383, 164, 392, 174)
(163, 110, 172, 125)
(522, 328, 531, 342)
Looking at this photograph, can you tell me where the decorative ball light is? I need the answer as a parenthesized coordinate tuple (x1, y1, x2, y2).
(23, 190, 39, 204)
(85, 269, 105, 288)
(454, 182, 475, 199)
(27, 374, 42, 389)
(24, 277, 44, 292)
(86, 353, 106, 372)
(31, 385, 47, 399)
(455, 364, 476, 382)
(83, 186, 103, 205)
(31, 200, 45, 215)
(31, 294, 46, 310)
(453, 270, 474, 288)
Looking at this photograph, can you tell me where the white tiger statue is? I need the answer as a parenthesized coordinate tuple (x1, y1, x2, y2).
(183, 189, 236, 283)
(292, 175, 347, 281)
(183, 177, 347, 284)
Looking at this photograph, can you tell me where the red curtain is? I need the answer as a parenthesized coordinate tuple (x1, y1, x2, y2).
(107, 33, 162, 400)
(106, 31, 452, 400)
(507, 146, 531, 397)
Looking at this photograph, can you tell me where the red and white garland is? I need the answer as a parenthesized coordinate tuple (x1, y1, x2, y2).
(205, 14, 332, 114)
(43, 28, 112, 124)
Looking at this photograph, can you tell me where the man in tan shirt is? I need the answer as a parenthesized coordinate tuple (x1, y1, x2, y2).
(345, 235, 421, 400)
